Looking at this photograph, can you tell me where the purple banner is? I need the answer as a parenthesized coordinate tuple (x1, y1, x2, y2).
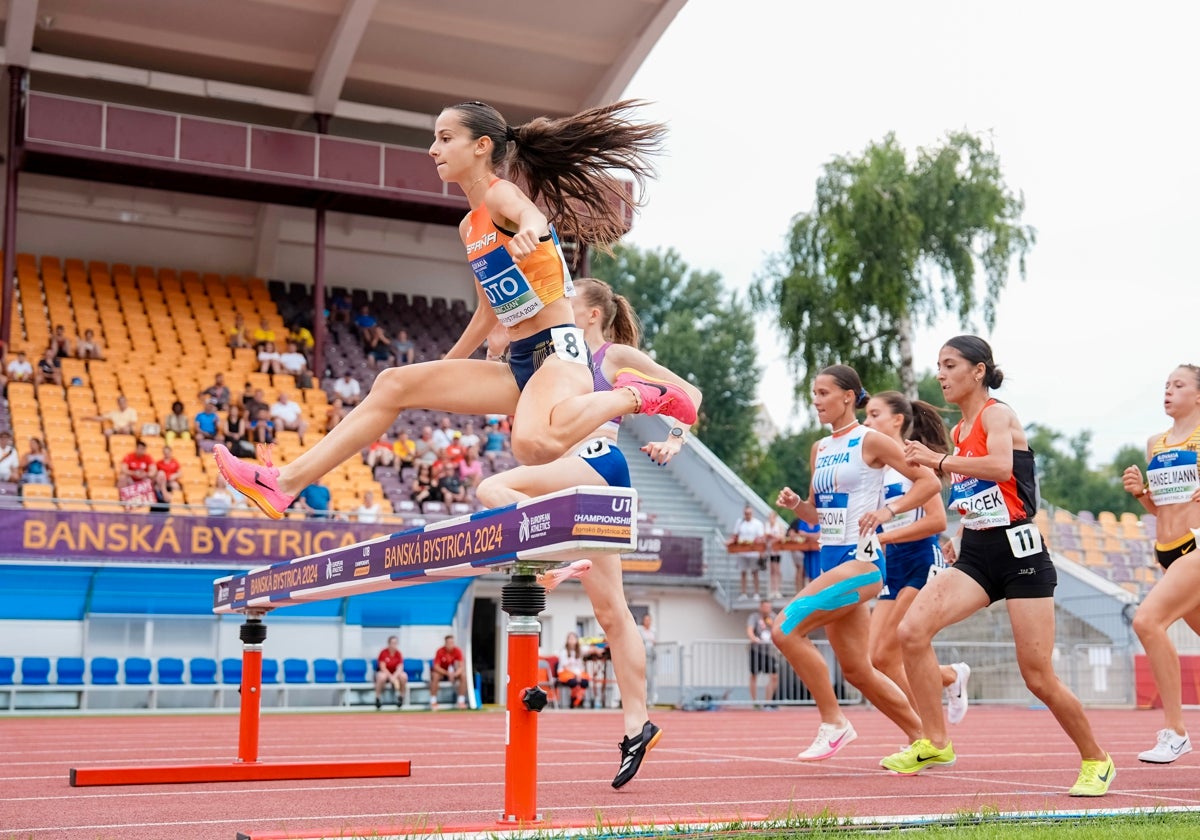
(622, 535, 704, 577)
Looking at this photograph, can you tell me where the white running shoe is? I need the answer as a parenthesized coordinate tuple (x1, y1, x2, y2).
(797, 720, 857, 761)
(947, 662, 970, 725)
(1139, 729, 1192, 763)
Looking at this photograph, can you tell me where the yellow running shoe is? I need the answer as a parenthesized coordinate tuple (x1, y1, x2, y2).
(880, 738, 956, 774)
(1069, 753, 1115, 796)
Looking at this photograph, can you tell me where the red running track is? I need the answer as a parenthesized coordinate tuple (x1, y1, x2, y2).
(3, 706, 1200, 839)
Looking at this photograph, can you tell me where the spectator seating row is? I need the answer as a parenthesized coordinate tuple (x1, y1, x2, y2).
(1040, 507, 1162, 597)
(0, 655, 443, 711)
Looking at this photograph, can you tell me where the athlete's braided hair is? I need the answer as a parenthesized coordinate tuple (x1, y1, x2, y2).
(446, 100, 665, 250)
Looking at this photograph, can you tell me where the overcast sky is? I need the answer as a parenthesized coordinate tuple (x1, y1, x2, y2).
(621, 0, 1199, 466)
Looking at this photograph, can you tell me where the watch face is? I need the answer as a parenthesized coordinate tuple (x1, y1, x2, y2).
(670, 427, 683, 437)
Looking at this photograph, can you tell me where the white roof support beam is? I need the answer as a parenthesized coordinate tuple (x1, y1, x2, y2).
(585, 0, 687, 107)
(4, 0, 40, 68)
(310, 0, 377, 115)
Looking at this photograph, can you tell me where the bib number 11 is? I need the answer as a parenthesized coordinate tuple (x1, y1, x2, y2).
(1006, 523, 1043, 559)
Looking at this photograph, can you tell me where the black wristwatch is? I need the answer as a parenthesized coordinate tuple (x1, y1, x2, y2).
(669, 427, 685, 440)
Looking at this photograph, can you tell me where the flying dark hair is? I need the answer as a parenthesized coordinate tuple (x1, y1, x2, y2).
(943, 335, 1004, 389)
(819, 364, 869, 409)
(575, 277, 641, 347)
(445, 99, 665, 249)
(873, 391, 950, 455)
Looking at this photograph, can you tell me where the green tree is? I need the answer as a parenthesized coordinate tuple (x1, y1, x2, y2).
(741, 424, 826, 510)
(753, 131, 1034, 399)
(590, 244, 761, 469)
(1028, 426, 1144, 516)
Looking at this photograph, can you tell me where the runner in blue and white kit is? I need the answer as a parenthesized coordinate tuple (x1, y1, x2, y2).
(774, 365, 941, 762)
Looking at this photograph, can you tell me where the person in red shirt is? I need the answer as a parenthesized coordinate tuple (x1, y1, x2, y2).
(154, 445, 182, 500)
(429, 634, 468, 710)
(117, 440, 157, 490)
(374, 635, 407, 709)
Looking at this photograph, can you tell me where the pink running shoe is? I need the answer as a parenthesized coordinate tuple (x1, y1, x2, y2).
(213, 443, 294, 520)
(537, 559, 592, 591)
(613, 368, 698, 425)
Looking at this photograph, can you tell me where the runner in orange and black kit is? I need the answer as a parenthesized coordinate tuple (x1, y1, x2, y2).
(1123, 364, 1200, 764)
(888, 335, 1114, 797)
(214, 99, 696, 520)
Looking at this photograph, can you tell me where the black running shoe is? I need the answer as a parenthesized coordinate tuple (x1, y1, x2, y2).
(612, 721, 662, 789)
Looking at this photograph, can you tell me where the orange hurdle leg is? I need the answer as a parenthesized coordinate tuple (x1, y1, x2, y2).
(500, 574, 549, 825)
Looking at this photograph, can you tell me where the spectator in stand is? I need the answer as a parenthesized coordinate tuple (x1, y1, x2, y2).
(243, 387, 269, 420)
(458, 448, 483, 497)
(354, 305, 378, 343)
(200, 373, 232, 412)
(329, 292, 352, 324)
(0, 343, 8, 394)
(747, 599, 779, 708)
(194, 401, 221, 444)
(75, 328, 105, 361)
(414, 425, 438, 465)
(764, 511, 788, 601)
(390, 329, 416, 366)
(228, 313, 250, 349)
(442, 432, 466, 470)
(36, 347, 62, 387)
(163, 401, 192, 446)
(49, 325, 73, 359)
(730, 505, 767, 602)
(374, 635, 408, 709)
(155, 445, 182, 499)
(556, 632, 591, 708)
(437, 461, 467, 507)
(411, 463, 439, 510)
(355, 489, 382, 524)
(250, 317, 275, 350)
(787, 516, 822, 591)
(117, 439, 155, 490)
(287, 321, 314, 353)
(458, 420, 480, 453)
(257, 340, 283, 375)
(429, 634, 469, 710)
(20, 437, 52, 486)
(332, 372, 361, 407)
(6, 350, 33, 383)
(270, 392, 308, 445)
(249, 407, 275, 446)
(392, 428, 416, 469)
(0, 430, 18, 482)
(221, 404, 254, 458)
(482, 418, 510, 468)
(431, 417, 456, 454)
(292, 481, 331, 519)
(325, 397, 349, 432)
(205, 476, 236, 516)
(365, 434, 396, 470)
(91, 395, 138, 437)
(278, 341, 309, 378)
(364, 326, 393, 370)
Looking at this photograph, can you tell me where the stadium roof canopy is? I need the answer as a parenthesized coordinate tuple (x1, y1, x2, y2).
(0, 0, 686, 129)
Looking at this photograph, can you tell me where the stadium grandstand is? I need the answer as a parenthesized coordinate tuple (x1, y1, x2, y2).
(3, 8, 1199, 838)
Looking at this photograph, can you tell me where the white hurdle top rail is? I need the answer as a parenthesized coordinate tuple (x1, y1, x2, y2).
(213, 486, 638, 614)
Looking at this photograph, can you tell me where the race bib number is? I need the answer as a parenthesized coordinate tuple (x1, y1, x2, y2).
(948, 477, 1011, 530)
(815, 492, 849, 543)
(856, 531, 882, 564)
(550, 326, 588, 366)
(470, 247, 545, 327)
(576, 437, 612, 459)
(1147, 450, 1199, 507)
(1005, 522, 1043, 559)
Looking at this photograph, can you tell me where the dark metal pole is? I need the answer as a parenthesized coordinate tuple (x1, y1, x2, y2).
(1, 66, 27, 349)
(311, 113, 330, 382)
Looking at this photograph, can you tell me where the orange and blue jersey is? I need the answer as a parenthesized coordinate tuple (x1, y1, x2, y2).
(1147, 424, 1200, 507)
(947, 398, 1038, 530)
(463, 198, 573, 328)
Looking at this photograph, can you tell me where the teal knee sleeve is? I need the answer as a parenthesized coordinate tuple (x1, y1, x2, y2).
(779, 571, 882, 635)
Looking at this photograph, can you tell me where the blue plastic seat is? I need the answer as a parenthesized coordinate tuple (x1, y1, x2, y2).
(341, 658, 369, 684)
(0, 657, 15, 685)
(124, 657, 152, 685)
(403, 659, 425, 683)
(20, 657, 51, 685)
(57, 657, 86, 685)
(260, 659, 279, 685)
(91, 657, 119, 685)
(189, 658, 218, 685)
(282, 658, 309, 684)
(313, 658, 339, 684)
(157, 657, 185, 685)
(221, 657, 242, 684)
